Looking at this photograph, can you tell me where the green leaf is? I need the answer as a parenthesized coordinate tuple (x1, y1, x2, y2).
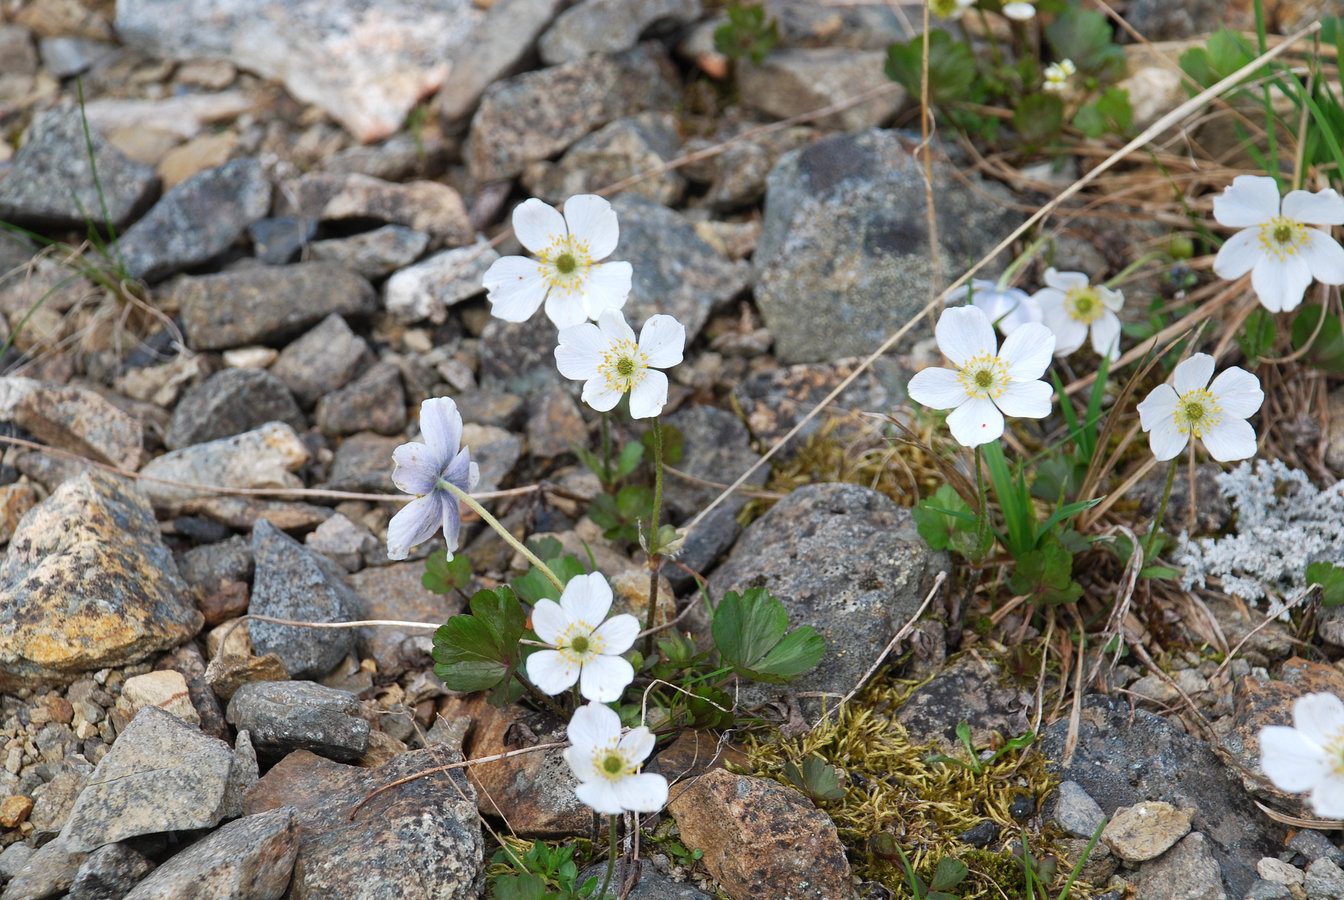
(1072, 103, 1105, 139)
(511, 554, 586, 605)
(613, 440, 644, 479)
(432, 587, 527, 695)
(1238, 308, 1277, 364)
(782, 756, 847, 802)
(912, 484, 974, 551)
(491, 873, 547, 900)
(1309, 561, 1344, 607)
(930, 856, 969, 892)
(714, 2, 779, 64)
(1045, 7, 1125, 82)
(641, 423, 683, 466)
(712, 586, 825, 683)
(1013, 93, 1064, 145)
(422, 549, 472, 594)
(1008, 537, 1083, 605)
(885, 31, 977, 106)
(1291, 305, 1344, 372)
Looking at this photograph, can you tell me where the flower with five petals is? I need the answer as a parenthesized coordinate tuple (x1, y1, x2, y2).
(563, 702, 668, 815)
(387, 397, 479, 560)
(555, 310, 685, 419)
(1260, 692, 1344, 819)
(525, 573, 639, 702)
(1135, 352, 1262, 462)
(1033, 268, 1125, 360)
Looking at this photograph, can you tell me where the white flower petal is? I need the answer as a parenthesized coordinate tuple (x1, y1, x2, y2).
(1089, 313, 1121, 360)
(935, 305, 997, 367)
(1200, 416, 1257, 461)
(582, 376, 624, 412)
(1171, 353, 1214, 395)
(618, 725, 657, 765)
(1045, 314, 1087, 357)
(418, 397, 462, 462)
(512, 198, 566, 253)
(560, 573, 614, 627)
(1260, 725, 1329, 791)
(391, 441, 440, 496)
(562, 194, 621, 259)
(1043, 268, 1088, 293)
(947, 396, 1004, 447)
(1303, 232, 1344, 285)
(543, 288, 588, 330)
(1208, 367, 1263, 419)
(440, 492, 463, 553)
(628, 369, 669, 419)
(578, 653, 634, 702)
(578, 261, 633, 321)
(613, 773, 668, 812)
(555, 322, 605, 381)
(1282, 188, 1344, 226)
(1310, 775, 1344, 819)
(999, 322, 1056, 380)
(1213, 175, 1281, 228)
(1147, 414, 1188, 461)
(907, 367, 968, 410)
(1252, 255, 1313, 313)
(1097, 285, 1125, 312)
(1030, 287, 1065, 317)
(596, 308, 637, 345)
(467, 461, 480, 492)
(483, 256, 549, 322)
(567, 701, 619, 751)
(386, 494, 442, 560)
(1137, 384, 1177, 432)
(563, 745, 597, 783)
(526, 648, 579, 696)
(1211, 228, 1262, 280)
(576, 780, 625, 815)
(995, 379, 1052, 420)
(592, 613, 640, 656)
(1001, 1, 1035, 19)
(1296, 693, 1344, 745)
(638, 315, 686, 369)
(530, 598, 568, 644)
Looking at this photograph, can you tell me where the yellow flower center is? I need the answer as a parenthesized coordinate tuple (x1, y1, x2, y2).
(1257, 216, 1311, 262)
(1065, 288, 1104, 325)
(601, 752, 627, 776)
(589, 742, 636, 782)
(956, 352, 1010, 400)
(598, 340, 649, 395)
(537, 235, 595, 296)
(555, 622, 605, 664)
(1172, 387, 1222, 438)
(1327, 735, 1344, 774)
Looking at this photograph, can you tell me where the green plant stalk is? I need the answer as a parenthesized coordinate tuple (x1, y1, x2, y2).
(642, 417, 666, 657)
(1103, 250, 1163, 289)
(1143, 458, 1179, 562)
(75, 77, 128, 275)
(974, 7, 1004, 67)
(996, 232, 1051, 290)
(1057, 816, 1108, 900)
(442, 482, 564, 591)
(597, 815, 618, 900)
(973, 445, 992, 559)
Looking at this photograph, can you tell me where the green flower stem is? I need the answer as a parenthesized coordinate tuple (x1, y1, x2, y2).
(975, 7, 1004, 67)
(598, 814, 619, 899)
(441, 482, 564, 592)
(997, 233, 1050, 290)
(974, 445, 991, 559)
(1144, 458, 1179, 563)
(1104, 251, 1163, 289)
(643, 418, 666, 657)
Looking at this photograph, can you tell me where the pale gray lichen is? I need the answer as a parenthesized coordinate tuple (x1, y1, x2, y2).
(1177, 459, 1344, 619)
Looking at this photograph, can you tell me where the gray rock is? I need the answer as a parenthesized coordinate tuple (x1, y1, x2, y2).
(467, 43, 679, 183)
(121, 806, 298, 900)
(1040, 694, 1281, 898)
(461, 424, 522, 495)
(434, 0, 565, 121)
(271, 314, 371, 409)
(282, 173, 472, 246)
(383, 239, 498, 325)
(137, 421, 308, 511)
(762, 0, 909, 48)
(477, 314, 570, 398)
(1307, 858, 1344, 900)
(0, 843, 33, 880)
(706, 482, 948, 713)
(243, 748, 482, 899)
(176, 262, 377, 351)
(248, 217, 317, 265)
(894, 655, 1032, 758)
(58, 706, 257, 853)
(1103, 801, 1194, 863)
(309, 225, 429, 279)
(1245, 880, 1293, 900)
(164, 368, 305, 450)
(305, 513, 379, 573)
(661, 405, 764, 521)
(665, 505, 740, 594)
(0, 840, 84, 900)
(733, 356, 905, 446)
(577, 861, 715, 899)
(346, 562, 462, 677)
(29, 761, 94, 835)
(454, 388, 525, 430)
(539, 0, 698, 64)
(1051, 780, 1106, 840)
(755, 129, 1021, 363)
(226, 681, 370, 763)
(314, 361, 406, 437)
(116, 0, 487, 142)
(738, 48, 901, 131)
(1135, 832, 1226, 900)
(248, 519, 361, 679)
(66, 843, 154, 900)
(38, 36, 118, 78)
(525, 385, 587, 461)
(321, 432, 401, 494)
(0, 104, 157, 230)
(0, 472, 201, 691)
(0, 376, 144, 470)
(0, 24, 38, 78)
(116, 158, 271, 282)
(1118, 0, 1225, 40)
(1291, 830, 1344, 868)
(680, 121, 812, 209)
(522, 111, 686, 206)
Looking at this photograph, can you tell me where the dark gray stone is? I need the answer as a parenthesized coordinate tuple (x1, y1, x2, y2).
(38, 37, 118, 78)
(163, 369, 305, 450)
(1307, 858, 1344, 900)
(538, 0, 699, 64)
(1135, 833, 1225, 900)
(706, 482, 948, 713)
(270, 314, 371, 409)
(66, 842, 153, 900)
(57, 707, 257, 853)
(320, 432, 401, 494)
(0, 840, 84, 900)
(1118, 0, 1224, 40)
(226, 681, 369, 763)
(1040, 694, 1283, 898)
(309, 225, 429, 279)
(0, 105, 157, 230)
(176, 263, 377, 351)
(314, 361, 406, 437)
(577, 861, 715, 899)
(467, 43, 679, 183)
(664, 505, 740, 594)
(762, 0, 909, 49)
(248, 519, 361, 680)
(661, 405, 764, 521)
(248, 217, 317, 265)
(177, 534, 254, 592)
(281, 173, 472, 246)
(121, 806, 298, 900)
(1290, 830, 1344, 867)
(117, 158, 272, 282)
(754, 129, 1021, 364)
(680, 122, 813, 210)
(478, 314, 568, 398)
(522, 112, 687, 206)
(347, 562, 463, 677)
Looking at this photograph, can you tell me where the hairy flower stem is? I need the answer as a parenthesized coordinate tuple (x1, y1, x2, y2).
(1144, 458, 1179, 562)
(442, 482, 564, 591)
(643, 419, 666, 657)
(598, 815, 619, 899)
(974, 446, 992, 560)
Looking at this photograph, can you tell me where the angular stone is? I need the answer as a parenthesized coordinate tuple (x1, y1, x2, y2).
(271, 314, 371, 409)
(0, 376, 144, 470)
(136, 422, 309, 510)
(0, 471, 200, 690)
(321, 431, 401, 494)
(346, 562, 462, 676)
(522, 112, 686, 206)
(58, 706, 257, 853)
(661, 404, 764, 520)
(116, 157, 271, 282)
(383, 240, 498, 325)
(310, 225, 429, 279)
(0, 104, 157, 229)
(669, 768, 855, 900)
(734, 356, 904, 446)
(460, 424, 521, 495)
(895, 655, 1033, 758)
(0, 483, 49, 547)
(760, 0, 909, 49)
(0, 840, 85, 900)
(248, 217, 317, 265)
(176, 263, 377, 351)
(1102, 800, 1193, 862)
(227, 681, 370, 763)
(117, 669, 200, 727)
(539, 0, 698, 63)
(156, 642, 230, 741)
(1306, 858, 1344, 900)
(525, 385, 587, 461)
(681, 121, 812, 210)
(435, 0, 565, 121)
(738, 48, 901, 131)
(164, 368, 305, 450)
(121, 806, 298, 900)
(67, 843, 154, 900)
(205, 651, 290, 703)
(248, 519, 361, 679)
(243, 748, 482, 899)
(1051, 780, 1106, 840)
(467, 44, 678, 183)
(304, 513, 378, 572)
(314, 361, 406, 438)
(1135, 832, 1226, 900)
(284, 173, 472, 245)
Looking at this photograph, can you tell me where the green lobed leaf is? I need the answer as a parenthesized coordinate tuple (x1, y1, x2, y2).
(912, 484, 975, 551)
(930, 856, 970, 892)
(614, 440, 644, 479)
(1013, 93, 1064, 145)
(711, 586, 825, 683)
(422, 549, 472, 594)
(1008, 537, 1083, 605)
(782, 756, 847, 802)
(885, 31, 977, 106)
(431, 587, 527, 694)
(491, 874, 547, 900)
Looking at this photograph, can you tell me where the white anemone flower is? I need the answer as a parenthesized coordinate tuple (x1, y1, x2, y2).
(1002, 0, 1036, 20)
(968, 279, 1043, 335)
(1033, 268, 1125, 360)
(526, 573, 639, 702)
(563, 702, 668, 815)
(1043, 59, 1077, 92)
(481, 194, 633, 329)
(1259, 692, 1344, 819)
(907, 305, 1055, 447)
(555, 310, 685, 419)
(387, 397, 480, 560)
(1135, 353, 1263, 462)
(1211, 175, 1344, 313)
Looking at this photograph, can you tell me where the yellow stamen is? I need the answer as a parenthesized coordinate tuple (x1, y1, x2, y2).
(1257, 216, 1311, 262)
(598, 340, 649, 395)
(1171, 387, 1222, 438)
(955, 352, 1010, 400)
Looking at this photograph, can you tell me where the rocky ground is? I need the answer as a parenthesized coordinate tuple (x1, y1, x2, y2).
(0, 0, 1343, 898)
